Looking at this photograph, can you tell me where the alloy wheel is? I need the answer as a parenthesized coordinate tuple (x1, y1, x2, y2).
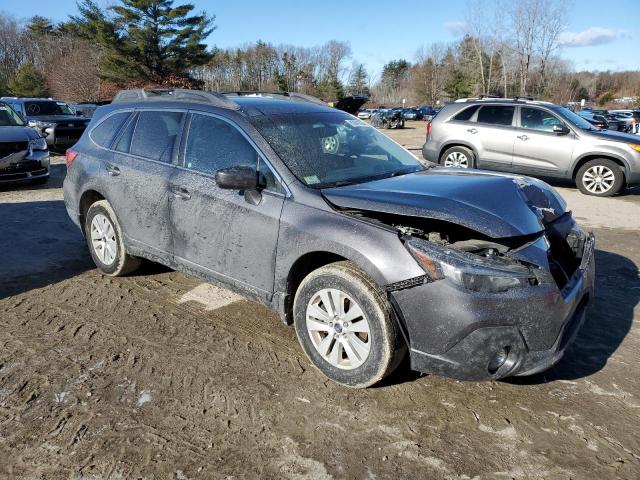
(582, 165, 615, 194)
(305, 288, 371, 370)
(444, 151, 469, 167)
(90, 213, 118, 266)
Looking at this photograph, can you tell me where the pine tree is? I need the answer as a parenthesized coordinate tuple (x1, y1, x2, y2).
(8, 63, 49, 97)
(71, 0, 215, 83)
(348, 64, 369, 96)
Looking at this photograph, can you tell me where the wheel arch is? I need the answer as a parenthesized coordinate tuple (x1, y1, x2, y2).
(571, 153, 629, 182)
(78, 189, 107, 235)
(438, 142, 479, 164)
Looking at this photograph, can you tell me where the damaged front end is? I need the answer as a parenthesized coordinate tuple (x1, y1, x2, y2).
(324, 171, 596, 380)
(0, 136, 50, 184)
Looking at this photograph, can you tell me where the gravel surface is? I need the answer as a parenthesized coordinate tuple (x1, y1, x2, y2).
(0, 152, 639, 479)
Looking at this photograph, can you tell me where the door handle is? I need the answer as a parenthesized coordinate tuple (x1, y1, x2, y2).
(106, 165, 120, 176)
(467, 128, 478, 134)
(517, 134, 529, 141)
(170, 186, 191, 200)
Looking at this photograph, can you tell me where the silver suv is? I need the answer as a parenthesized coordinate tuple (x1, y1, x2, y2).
(422, 98, 640, 196)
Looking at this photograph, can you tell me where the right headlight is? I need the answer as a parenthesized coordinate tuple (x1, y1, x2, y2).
(405, 238, 538, 293)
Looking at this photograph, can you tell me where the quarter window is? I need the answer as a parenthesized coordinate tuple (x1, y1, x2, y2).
(130, 110, 184, 163)
(184, 114, 258, 176)
(477, 106, 514, 126)
(520, 107, 563, 132)
(90, 112, 131, 148)
(453, 105, 479, 121)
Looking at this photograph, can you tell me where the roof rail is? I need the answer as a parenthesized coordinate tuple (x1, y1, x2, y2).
(479, 94, 500, 99)
(513, 96, 535, 101)
(112, 88, 240, 110)
(222, 90, 326, 106)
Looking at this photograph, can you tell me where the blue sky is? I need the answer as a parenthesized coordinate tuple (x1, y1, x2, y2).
(2, 0, 638, 76)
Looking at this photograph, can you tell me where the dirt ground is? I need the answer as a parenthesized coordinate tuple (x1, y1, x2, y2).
(1, 134, 639, 479)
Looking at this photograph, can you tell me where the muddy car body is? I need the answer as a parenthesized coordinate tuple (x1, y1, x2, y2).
(63, 89, 595, 387)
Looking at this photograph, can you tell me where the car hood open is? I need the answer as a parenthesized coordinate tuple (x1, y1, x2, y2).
(322, 169, 566, 238)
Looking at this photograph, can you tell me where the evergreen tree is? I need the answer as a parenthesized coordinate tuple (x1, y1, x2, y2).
(8, 63, 49, 97)
(444, 69, 472, 100)
(348, 64, 369, 96)
(381, 59, 410, 90)
(26, 16, 56, 36)
(71, 0, 215, 83)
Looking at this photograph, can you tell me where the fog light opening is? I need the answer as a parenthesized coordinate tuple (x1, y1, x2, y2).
(488, 347, 511, 375)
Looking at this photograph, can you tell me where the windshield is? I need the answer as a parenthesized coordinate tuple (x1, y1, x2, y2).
(24, 101, 73, 116)
(554, 106, 597, 131)
(0, 103, 25, 126)
(251, 112, 425, 188)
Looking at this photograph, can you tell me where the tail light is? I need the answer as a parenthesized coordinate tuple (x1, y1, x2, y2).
(65, 149, 78, 168)
(426, 121, 433, 138)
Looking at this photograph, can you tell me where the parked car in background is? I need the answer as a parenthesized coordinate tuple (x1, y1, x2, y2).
(577, 111, 612, 131)
(357, 109, 373, 119)
(422, 97, 640, 196)
(71, 102, 101, 118)
(610, 110, 640, 134)
(419, 106, 439, 121)
(63, 88, 594, 387)
(0, 101, 50, 185)
(588, 109, 634, 133)
(402, 108, 423, 120)
(1, 97, 90, 152)
(371, 108, 405, 129)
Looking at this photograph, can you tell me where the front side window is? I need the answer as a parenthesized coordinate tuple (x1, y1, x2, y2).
(130, 110, 184, 163)
(90, 111, 131, 148)
(184, 114, 258, 176)
(0, 103, 25, 126)
(520, 107, 563, 132)
(250, 112, 424, 188)
(477, 106, 514, 126)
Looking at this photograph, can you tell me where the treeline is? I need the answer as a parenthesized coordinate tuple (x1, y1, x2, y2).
(0, 0, 638, 107)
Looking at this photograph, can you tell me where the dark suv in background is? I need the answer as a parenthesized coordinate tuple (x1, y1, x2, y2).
(1, 97, 89, 152)
(0, 101, 50, 185)
(64, 89, 594, 388)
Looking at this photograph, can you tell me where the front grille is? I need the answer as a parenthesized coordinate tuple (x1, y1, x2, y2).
(0, 141, 28, 159)
(0, 160, 42, 174)
(0, 167, 47, 181)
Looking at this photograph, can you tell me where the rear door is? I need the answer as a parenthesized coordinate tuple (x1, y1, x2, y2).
(168, 112, 285, 299)
(512, 106, 575, 176)
(105, 109, 185, 256)
(472, 105, 516, 170)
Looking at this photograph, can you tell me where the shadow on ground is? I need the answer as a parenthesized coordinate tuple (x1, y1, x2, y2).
(0, 200, 93, 299)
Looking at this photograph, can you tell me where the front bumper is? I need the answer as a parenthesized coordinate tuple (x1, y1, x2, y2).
(391, 234, 596, 380)
(0, 149, 50, 185)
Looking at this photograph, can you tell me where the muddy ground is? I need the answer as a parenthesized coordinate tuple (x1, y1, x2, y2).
(1, 137, 639, 479)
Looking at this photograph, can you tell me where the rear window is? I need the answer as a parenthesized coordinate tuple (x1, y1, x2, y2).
(90, 111, 131, 148)
(130, 111, 184, 163)
(477, 106, 514, 126)
(453, 105, 480, 121)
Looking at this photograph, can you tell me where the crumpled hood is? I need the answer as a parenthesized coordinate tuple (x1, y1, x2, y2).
(322, 169, 567, 238)
(0, 126, 38, 143)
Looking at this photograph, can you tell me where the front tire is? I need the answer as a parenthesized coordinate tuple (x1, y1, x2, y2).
(293, 261, 405, 388)
(440, 146, 474, 168)
(85, 200, 141, 276)
(576, 159, 624, 196)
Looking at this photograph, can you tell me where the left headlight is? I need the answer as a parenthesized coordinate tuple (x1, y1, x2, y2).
(405, 239, 538, 293)
(29, 137, 48, 151)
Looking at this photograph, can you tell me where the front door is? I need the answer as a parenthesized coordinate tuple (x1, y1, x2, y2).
(169, 112, 285, 299)
(512, 107, 575, 175)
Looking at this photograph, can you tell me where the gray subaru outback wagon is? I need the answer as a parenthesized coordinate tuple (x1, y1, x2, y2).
(63, 89, 595, 387)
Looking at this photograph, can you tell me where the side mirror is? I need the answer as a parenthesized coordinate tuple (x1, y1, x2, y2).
(215, 165, 258, 191)
(553, 124, 569, 135)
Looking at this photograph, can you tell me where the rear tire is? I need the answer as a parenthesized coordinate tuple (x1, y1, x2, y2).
(85, 200, 141, 276)
(293, 261, 405, 388)
(576, 159, 624, 197)
(440, 146, 475, 168)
